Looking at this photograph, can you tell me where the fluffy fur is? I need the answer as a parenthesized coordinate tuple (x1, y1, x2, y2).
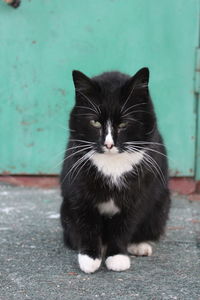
(60, 68, 171, 273)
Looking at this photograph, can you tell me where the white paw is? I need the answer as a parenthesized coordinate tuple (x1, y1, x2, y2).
(105, 254, 130, 271)
(78, 254, 101, 274)
(127, 242, 152, 256)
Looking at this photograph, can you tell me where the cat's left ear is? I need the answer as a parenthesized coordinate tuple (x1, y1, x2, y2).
(123, 68, 149, 102)
(131, 67, 149, 87)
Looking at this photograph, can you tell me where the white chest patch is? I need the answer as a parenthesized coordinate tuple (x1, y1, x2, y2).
(91, 150, 144, 185)
(97, 199, 120, 216)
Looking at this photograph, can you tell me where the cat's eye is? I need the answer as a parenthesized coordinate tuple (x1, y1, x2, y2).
(118, 122, 127, 129)
(90, 120, 102, 128)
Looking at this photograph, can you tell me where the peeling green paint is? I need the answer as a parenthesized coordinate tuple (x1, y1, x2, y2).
(0, 0, 198, 175)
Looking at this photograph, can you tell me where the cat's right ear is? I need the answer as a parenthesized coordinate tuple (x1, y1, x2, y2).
(72, 70, 94, 92)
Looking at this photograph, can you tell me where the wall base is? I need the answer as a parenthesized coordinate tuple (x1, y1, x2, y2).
(0, 176, 199, 198)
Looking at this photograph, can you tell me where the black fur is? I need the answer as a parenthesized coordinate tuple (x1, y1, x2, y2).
(60, 68, 171, 269)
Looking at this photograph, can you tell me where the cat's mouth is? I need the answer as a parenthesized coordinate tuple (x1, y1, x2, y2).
(102, 146, 119, 154)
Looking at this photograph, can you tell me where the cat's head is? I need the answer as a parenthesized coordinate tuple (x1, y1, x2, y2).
(69, 68, 156, 155)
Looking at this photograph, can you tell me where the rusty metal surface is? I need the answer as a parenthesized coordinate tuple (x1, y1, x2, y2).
(0, 175, 199, 196)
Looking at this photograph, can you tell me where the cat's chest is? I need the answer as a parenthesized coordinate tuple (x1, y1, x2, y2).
(90, 151, 144, 185)
(97, 199, 120, 216)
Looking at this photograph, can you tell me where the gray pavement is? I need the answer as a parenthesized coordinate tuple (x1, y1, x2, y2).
(0, 184, 199, 300)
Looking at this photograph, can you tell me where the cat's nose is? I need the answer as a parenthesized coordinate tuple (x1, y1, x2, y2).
(104, 142, 114, 149)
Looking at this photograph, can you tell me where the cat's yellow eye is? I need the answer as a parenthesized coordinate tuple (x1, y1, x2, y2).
(118, 122, 127, 129)
(90, 120, 102, 128)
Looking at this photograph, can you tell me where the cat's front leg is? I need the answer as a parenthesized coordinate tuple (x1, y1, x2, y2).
(78, 253, 101, 274)
(104, 215, 132, 272)
(78, 237, 102, 274)
(77, 214, 102, 274)
(105, 251, 131, 272)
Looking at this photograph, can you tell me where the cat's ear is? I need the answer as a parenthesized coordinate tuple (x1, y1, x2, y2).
(122, 68, 149, 105)
(125, 67, 149, 92)
(131, 67, 149, 88)
(72, 70, 94, 92)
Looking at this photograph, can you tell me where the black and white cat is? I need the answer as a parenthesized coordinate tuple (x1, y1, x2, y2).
(60, 68, 171, 273)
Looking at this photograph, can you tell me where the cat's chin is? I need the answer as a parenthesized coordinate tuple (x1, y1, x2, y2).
(102, 146, 119, 154)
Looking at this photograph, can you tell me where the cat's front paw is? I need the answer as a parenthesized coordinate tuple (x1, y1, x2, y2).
(127, 242, 152, 256)
(105, 254, 130, 271)
(78, 254, 102, 273)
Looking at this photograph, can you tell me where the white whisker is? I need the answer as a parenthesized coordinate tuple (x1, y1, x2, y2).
(61, 151, 90, 184)
(122, 102, 147, 115)
(52, 145, 93, 170)
(63, 150, 94, 184)
(142, 156, 158, 179)
(67, 144, 94, 152)
(126, 145, 168, 159)
(146, 124, 156, 135)
(123, 117, 143, 125)
(74, 113, 96, 117)
(76, 90, 100, 114)
(76, 105, 99, 115)
(50, 145, 92, 168)
(69, 139, 96, 145)
(122, 110, 151, 119)
(121, 83, 148, 113)
(142, 152, 166, 186)
(70, 150, 95, 182)
(124, 141, 163, 146)
(120, 85, 135, 113)
(125, 146, 166, 186)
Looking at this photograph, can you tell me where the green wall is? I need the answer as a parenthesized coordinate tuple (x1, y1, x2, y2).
(0, 0, 199, 176)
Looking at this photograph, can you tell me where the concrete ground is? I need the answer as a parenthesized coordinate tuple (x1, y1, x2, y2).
(0, 184, 199, 300)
